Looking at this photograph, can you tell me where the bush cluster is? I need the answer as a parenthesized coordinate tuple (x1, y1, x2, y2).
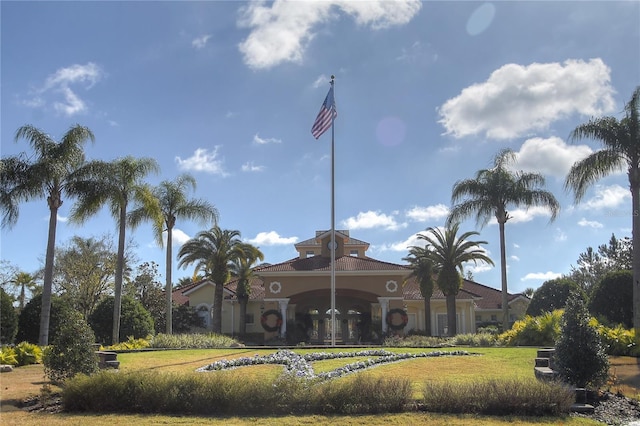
(0, 342, 42, 366)
(89, 296, 154, 345)
(62, 371, 411, 415)
(422, 378, 574, 416)
(498, 310, 562, 346)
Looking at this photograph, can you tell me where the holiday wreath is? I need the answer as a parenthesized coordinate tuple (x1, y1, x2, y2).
(260, 309, 283, 332)
(386, 308, 408, 331)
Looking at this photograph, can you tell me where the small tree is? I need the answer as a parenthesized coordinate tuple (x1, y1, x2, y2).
(43, 310, 98, 384)
(16, 294, 72, 344)
(526, 277, 584, 317)
(0, 288, 18, 344)
(89, 296, 154, 345)
(555, 293, 609, 389)
(589, 270, 633, 328)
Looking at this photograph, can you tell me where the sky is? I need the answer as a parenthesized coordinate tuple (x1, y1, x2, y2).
(1, 1, 639, 295)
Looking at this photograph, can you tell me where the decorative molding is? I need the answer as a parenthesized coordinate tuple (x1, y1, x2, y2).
(269, 281, 282, 294)
(385, 280, 398, 293)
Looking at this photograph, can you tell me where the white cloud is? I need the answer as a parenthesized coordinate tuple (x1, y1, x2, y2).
(253, 133, 282, 144)
(578, 218, 604, 228)
(341, 210, 405, 231)
(56, 214, 68, 223)
(312, 74, 331, 89)
(241, 161, 265, 172)
(405, 204, 449, 222)
(489, 205, 555, 225)
(521, 271, 563, 281)
(27, 62, 103, 116)
(247, 231, 298, 246)
(510, 255, 520, 261)
(582, 184, 630, 210)
(378, 233, 424, 253)
(514, 137, 593, 178)
(438, 58, 615, 140)
(555, 228, 568, 242)
(237, 0, 421, 69)
(175, 147, 228, 176)
(192, 34, 211, 49)
(162, 228, 191, 247)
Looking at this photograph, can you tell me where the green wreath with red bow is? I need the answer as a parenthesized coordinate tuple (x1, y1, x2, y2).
(260, 309, 283, 332)
(386, 308, 408, 331)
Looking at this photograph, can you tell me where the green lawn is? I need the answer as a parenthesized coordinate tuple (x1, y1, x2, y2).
(1, 346, 603, 425)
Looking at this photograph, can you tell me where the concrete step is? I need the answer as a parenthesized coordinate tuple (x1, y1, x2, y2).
(535, 357, 550, 367)
(537, 348, 555, 359)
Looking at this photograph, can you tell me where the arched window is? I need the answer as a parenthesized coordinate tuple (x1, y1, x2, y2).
(196, 304, 211, 329)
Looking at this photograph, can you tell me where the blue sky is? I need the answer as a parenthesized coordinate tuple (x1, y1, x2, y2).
(1, 1, 639, 295)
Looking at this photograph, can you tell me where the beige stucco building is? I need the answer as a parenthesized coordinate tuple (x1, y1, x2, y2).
(174, 230, 529, 343)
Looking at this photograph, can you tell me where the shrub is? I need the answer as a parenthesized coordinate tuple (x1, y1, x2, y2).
(498, 310, 562, 346)
(451, 333, 499, 347)
(149, 333, 238, 349)
(102, 336, 151, 351)
(43, 310, 98, 384)
(0, 346, 18, 366)
(382, 334, 452, 348)
(422, 378, 573, 416)
(0, 288, 17, 344)
(62, 370, 412, 415)
(14, 341, 42, 366)
(16, 294, 72, 344)
(89, 296, 154, 345)
(590, 319, 638, 356)
(555, 293, 609, 389)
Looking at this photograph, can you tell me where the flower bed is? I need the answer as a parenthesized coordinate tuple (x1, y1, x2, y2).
(197, 349, 470, 380)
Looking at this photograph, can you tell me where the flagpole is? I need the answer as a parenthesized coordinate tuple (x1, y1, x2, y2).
(330, 75, 336, 348)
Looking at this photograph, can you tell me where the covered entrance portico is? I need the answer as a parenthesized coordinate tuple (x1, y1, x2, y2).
(290, 289, 377, 344)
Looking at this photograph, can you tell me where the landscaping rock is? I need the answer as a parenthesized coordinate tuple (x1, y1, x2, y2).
(0, 364, 13, 372)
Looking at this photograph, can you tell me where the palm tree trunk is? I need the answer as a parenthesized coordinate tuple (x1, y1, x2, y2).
(631, 172, 640, 338)
(112, 206, 127, 344)
(423, 296, 431, 336)
(165, 226, 173, 334)
(499, 220, 509, 331)
(212, 282, 223, 334)
(239, 295, 248, 336)
(446, 294, 456, 336)
(39, 204, 59, 346)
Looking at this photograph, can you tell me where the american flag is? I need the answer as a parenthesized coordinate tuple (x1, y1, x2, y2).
(311, 86, 337, 139)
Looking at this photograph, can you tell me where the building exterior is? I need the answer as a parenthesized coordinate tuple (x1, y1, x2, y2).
(174, 230, 529, 343)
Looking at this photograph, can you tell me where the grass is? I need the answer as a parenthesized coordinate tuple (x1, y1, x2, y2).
(0, 346, 625, 425)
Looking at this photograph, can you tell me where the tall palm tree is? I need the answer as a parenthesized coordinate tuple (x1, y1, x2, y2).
(2, 124, 95, 345)
(71, 156, 160, 344)
(403, 247, 434, 336)
(129, 174, 218, 334)
(177, 226, 246, 334)
(229, 243, 264, 336)
(565, 86, 640, 334)
(418, 224, 493, 336)
(448, 148, 559, 331)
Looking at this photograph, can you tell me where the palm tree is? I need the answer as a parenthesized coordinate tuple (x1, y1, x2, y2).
(448, 148, 559, 331)
(229, 243, 264, 336)
(177, 226, 246, 334)
(403, 247, 434, 336)
(9, 271, 38, 311)
(418, 223, 493, 336)
(565, 86, 640, 334)
(129, 174, 218, 334)
(2, 124, 95, 345)
(71, 156, 160, 344)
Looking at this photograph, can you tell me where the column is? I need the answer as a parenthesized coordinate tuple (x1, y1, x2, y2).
(378, 297, 389, 333)
(278, 299, 289, 338)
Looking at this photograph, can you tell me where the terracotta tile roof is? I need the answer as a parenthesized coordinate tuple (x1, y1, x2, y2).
(295, 230, 369, 248)
(255, 255, 410, 273)
(402, 277, 527, 310)
(171, 281, 201, 306)
(224, 276, 265, 301)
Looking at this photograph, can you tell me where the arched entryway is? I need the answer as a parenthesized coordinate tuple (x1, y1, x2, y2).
(289, 289, 377, 344)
